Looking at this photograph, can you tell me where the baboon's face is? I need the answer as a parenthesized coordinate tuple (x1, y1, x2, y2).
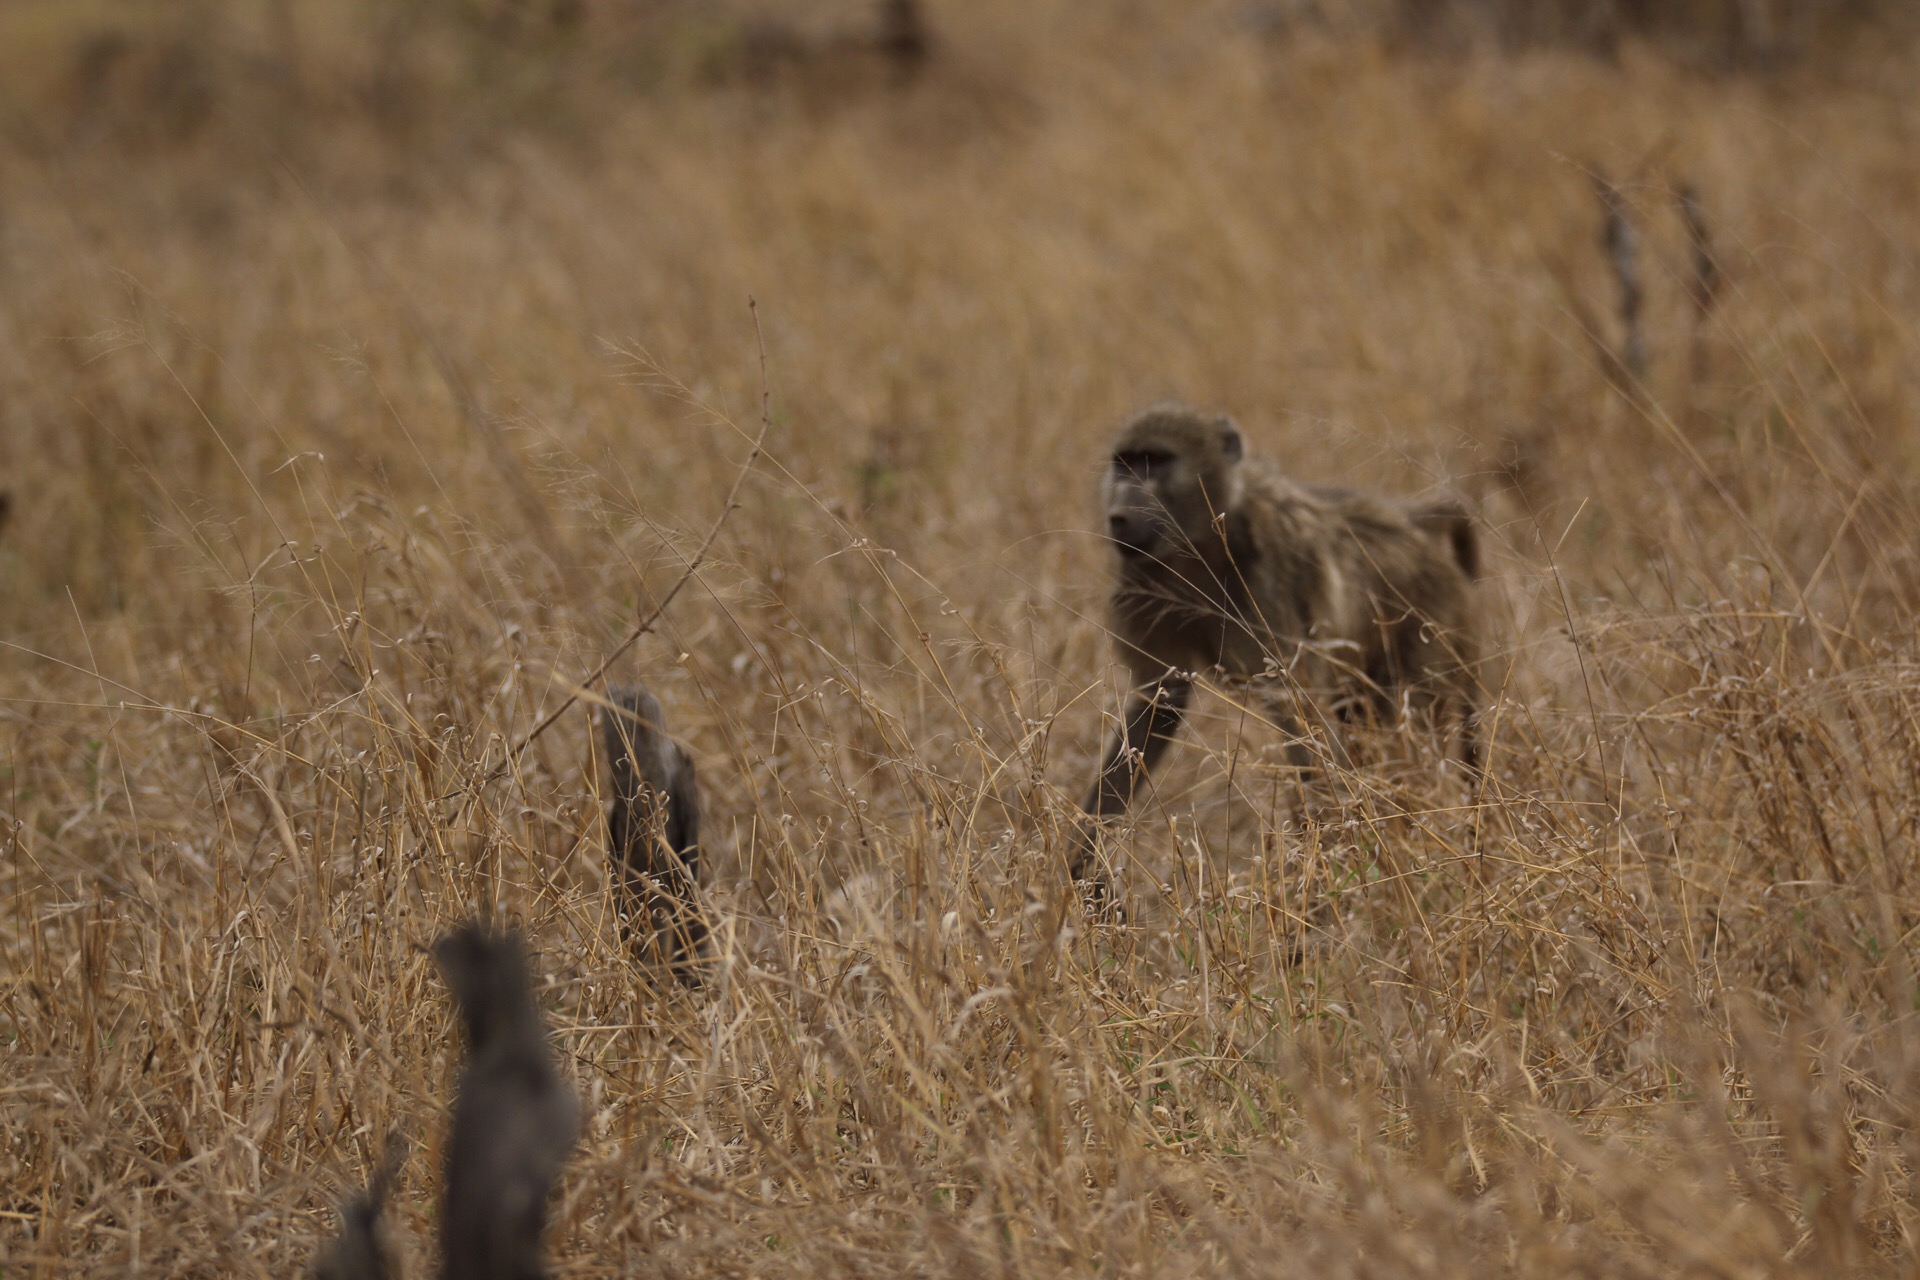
(1101, 409, 1244, 562)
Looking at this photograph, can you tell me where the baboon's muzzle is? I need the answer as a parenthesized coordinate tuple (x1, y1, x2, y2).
(1107, 500, 1180, 558)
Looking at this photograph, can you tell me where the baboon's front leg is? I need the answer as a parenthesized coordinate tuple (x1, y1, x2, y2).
(1070, 678, 1192, 884)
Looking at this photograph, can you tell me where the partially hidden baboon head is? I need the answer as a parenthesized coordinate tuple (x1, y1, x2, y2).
(1101, 405, 1246, 563)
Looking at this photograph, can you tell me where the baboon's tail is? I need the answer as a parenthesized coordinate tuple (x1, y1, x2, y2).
(433, 924, 580, 1280)
(603, 685, 664, 862)
(309, 1191, 389, 1280)
(603, 685, 701, 875)
(309, 1130, 409, 1280)
(601, 685, 707, 979)
(1411, 494, 1480, 580)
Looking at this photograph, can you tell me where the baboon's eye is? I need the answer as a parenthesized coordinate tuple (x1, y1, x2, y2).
(1114, 449, 1174, 479)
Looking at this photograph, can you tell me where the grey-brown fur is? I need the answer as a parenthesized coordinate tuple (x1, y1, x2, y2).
(310, 1132, 408, 1280)
(1074, 404, 1481, 887)
(433, 925, 579, 1280)
(601, 686, 707, 981)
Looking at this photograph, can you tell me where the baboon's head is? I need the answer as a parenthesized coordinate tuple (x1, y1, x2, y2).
(1101, 405, 1245, 563)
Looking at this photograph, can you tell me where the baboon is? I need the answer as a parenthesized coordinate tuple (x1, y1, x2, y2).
(310, 1132, 408, 1280)
(601, 686, 708, 981)
(1072, 405, 1481, 888)
(433, 924, 579, 1280)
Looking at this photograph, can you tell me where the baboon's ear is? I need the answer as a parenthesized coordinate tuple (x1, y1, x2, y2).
(1216, 417, 1243, 462)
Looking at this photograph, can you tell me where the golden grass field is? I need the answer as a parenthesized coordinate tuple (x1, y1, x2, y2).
(7, 1, 1920, 1274)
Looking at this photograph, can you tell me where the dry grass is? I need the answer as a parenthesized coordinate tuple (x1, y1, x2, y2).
(6, 2, 1920, 1275)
